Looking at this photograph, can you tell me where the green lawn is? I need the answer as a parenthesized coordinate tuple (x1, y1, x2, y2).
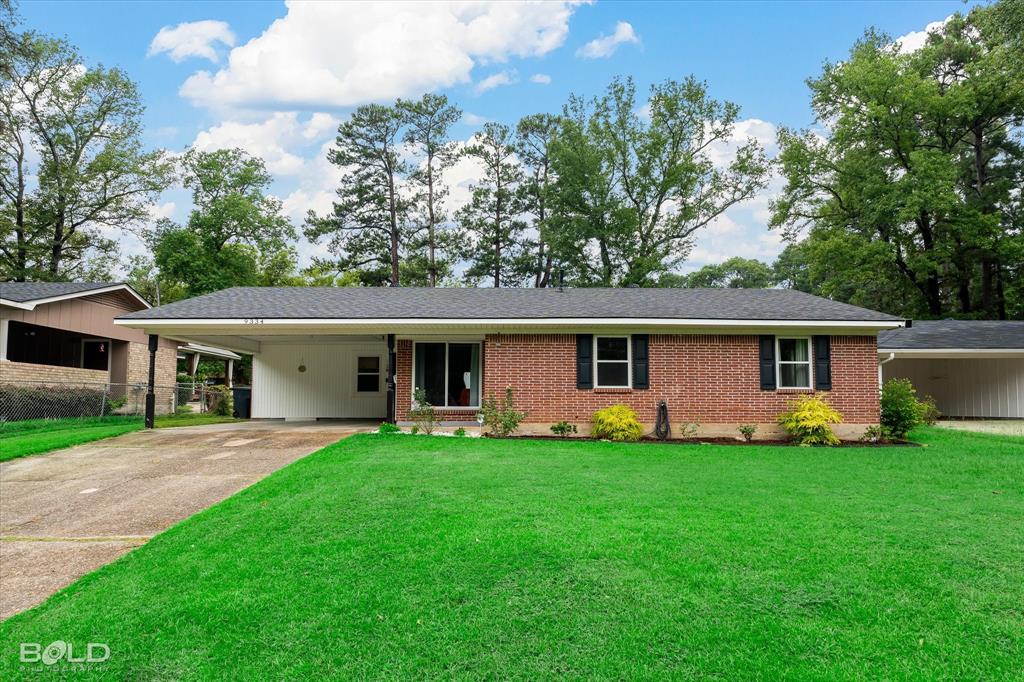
(1, 428, 1022, 679)
(0, 414, 242, 462)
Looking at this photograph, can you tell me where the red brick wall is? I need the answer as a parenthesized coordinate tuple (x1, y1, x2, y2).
(397, 334, 879, 424)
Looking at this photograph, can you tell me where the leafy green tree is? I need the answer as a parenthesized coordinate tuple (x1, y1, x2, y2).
(399, 93, 462, 287)
(549, 76, 771, 286)
(151, 148, 298, 297)
(0, 27, 173, 281)
(662, 257, 776, 288)
(458, 122, 533, 287)
(771, 3, 1024, 319)
(516, 113, 560, 287)
(306, 103, 408, 287)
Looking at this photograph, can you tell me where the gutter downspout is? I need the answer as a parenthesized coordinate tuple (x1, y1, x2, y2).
(878, 352, 896, 389)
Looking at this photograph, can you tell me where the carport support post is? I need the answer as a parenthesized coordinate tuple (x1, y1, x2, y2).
(145, 334, 158, 429)
(386, 334, 396, 424)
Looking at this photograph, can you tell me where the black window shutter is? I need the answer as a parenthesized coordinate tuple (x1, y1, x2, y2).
(576, 334, 593, 389)
(759, 335, 776, 390)
(813, 335, 832, 390)
(632, 334, 649, 389)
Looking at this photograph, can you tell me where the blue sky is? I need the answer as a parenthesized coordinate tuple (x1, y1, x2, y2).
(23, 0, 977, 273)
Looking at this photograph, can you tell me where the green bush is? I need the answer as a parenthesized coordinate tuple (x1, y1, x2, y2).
(0, 384, 110, 421)
(409, 388, 439, 435)
(550, 421, 577, 437)
(777, 395, 843, 446)
(453, 427, 467, 437)
(880, 378, 937, 438)
(481, 388, 527, 438)
(738, 424, 757, 442)
(378, 422, 401, 435)
(207, 385, 234, 417)
(591, 405, 644, 442)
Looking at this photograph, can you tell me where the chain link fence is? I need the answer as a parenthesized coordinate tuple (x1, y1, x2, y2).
(0, 380, 228, 424)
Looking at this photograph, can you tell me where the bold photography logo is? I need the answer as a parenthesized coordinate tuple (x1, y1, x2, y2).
(20, 640, 110, 666)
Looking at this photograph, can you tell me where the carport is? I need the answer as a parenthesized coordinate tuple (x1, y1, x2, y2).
(879, 321, 1024, 419)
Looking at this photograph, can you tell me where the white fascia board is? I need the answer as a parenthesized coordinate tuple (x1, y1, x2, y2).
(116, 317, 905, 330)
(878, 348, 1024, 358)
(1, 284, 151, 311)
(0, 299, 34, 310)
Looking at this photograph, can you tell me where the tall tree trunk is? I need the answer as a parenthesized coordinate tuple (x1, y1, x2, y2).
(387, 171, 400, 286)
(426, 152, 437, 287)
(494, 173, 502, 288)
(49, 212, 65, 276)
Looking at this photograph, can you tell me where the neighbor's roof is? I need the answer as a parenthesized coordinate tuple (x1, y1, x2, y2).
(879, 320, 1024, 350)
(1, 281, 149, 310)
(118, 286, 902, 323)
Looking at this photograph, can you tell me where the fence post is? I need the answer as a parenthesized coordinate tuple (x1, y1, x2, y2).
(100, 383, 108, 418)
(145, 334, 158, 429)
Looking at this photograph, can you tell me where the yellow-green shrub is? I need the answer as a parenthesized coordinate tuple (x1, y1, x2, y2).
(777, 395, 843, 446)
(591, 405, 644, 442)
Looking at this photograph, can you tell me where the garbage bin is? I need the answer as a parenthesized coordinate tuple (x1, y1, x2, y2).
(231, 386, 252, 419)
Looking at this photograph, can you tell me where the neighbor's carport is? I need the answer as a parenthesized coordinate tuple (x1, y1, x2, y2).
(879, 321, 1024, 418)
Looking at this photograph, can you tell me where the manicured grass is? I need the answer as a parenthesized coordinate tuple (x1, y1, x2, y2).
(0, 414, 242, 462)
(1, 428, 1022, 678)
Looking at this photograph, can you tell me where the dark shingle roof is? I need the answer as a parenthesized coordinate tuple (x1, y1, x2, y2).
(879, 320, 1024, 350)
(118, 287, 901, 322)
(0, 281, 124, 303)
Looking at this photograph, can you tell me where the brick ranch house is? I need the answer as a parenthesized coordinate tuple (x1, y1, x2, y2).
(0, 282, 178, 388)
(1, 282, 241, 397)
(114, 287, 905, 439)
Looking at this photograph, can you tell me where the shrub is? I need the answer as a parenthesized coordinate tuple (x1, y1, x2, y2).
(410, 424, 420, 435)
(0, 384, 110, 421)
(409, 388, 439, 435)
(480, 388, 527, 438)
(738, 424, 757, 442)
(860, 425, 886, 443)
(591, 405, 643, 442)
(918, 394, 940, 426)
(453, 427, 467, 437)
(378, 422, 401, 435)
(550, 421, 577, 438)
(679, 421, 700, 439)
(206, 385, 234, 416)
(777, 395, 843, 446)
(880, 378, 935, 438)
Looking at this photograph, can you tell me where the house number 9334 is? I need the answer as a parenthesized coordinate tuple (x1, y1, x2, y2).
(243, 318, 265, 325)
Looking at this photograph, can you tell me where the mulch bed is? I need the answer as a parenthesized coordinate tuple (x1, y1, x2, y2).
(500, 434, 921, 447)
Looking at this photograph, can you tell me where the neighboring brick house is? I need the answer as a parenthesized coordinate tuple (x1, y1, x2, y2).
(116, 287, 905, 439)
(0, 282, 178, 389)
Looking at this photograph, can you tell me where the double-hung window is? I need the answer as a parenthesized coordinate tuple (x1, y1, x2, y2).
(594, 336, 631, 388)
(776, 337, 812, 389)
(356, 356, 381, 393)
(413, 342, 481, 407)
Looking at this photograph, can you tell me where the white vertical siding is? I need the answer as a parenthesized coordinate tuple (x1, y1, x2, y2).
(252, 340, 387, 419)
(883, 358, 1024, 418)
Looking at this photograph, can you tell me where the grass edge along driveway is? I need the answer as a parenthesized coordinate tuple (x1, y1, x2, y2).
(0, 414, 241, 462)
(1, 427, 1022, 679)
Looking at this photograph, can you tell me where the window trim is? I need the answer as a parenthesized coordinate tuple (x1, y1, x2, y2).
(355, 355, 383, 394)
(593, 335, 632, 389)
(776, 336, 813, 390)
(411, 341, 482, 409)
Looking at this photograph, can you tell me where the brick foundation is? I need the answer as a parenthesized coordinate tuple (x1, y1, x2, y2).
(397, 334, 880, 437)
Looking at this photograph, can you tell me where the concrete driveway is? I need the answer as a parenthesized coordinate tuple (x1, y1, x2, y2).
(0, 421, 374, 620)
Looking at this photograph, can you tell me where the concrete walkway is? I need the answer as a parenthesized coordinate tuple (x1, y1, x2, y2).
(0, 421, 374, 620)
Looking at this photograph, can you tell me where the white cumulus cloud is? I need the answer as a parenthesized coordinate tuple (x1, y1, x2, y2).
(893, 16, 951, 54)
(190, 112, 340, 177)
(148, 20, 236, 63)
(475, 70, 519, 94)
(576, 21, 639, 59)
(530, 73, 552, 85)
(179, 1, 579, 110)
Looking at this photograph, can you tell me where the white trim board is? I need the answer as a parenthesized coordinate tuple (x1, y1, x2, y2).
(1, 284, 150, 311)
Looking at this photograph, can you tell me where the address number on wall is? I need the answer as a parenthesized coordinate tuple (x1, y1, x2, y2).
(243, 318, 265, 325)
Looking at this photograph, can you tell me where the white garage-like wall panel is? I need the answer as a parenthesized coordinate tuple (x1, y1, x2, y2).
(253, 340, 387, 419)
(883, 358, 1024, 418)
